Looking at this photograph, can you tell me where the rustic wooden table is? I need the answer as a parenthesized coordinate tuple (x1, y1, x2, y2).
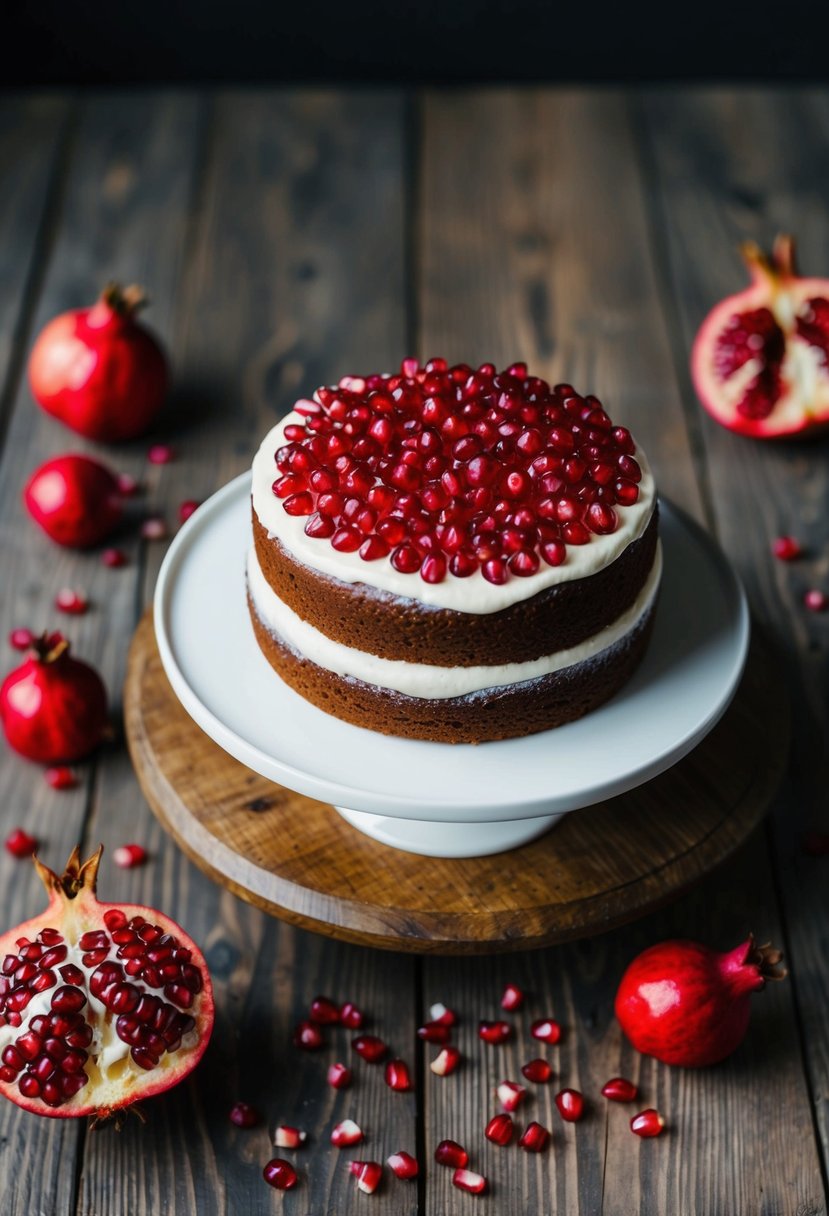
(0, 87, 827, 1215)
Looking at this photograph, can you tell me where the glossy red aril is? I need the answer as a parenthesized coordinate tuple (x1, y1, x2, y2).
(453, 1168, 487, 1195)
(500, 982, 523, 1011)
(0, 847, 212, 1118)
(530, 1017, 561, 1044)
(339, 1000, 363, 1028)
(274, 1125, 307, 1148)
(601, 1077, 638, 1102)
(630, 1109, 665, 1138)
(45, 767, 77, 791)
(429, 1002, 456, 1026)
(385, 1058, 412, 1092)
(485, 1112, 514, 1145)
(1, 634, 108, 764)
(327, 1062, 352, 1089)
(24, 455, 122, 549)
(478, 1019, 511, 1045)
(5, 829, 37, 859)
(352, 1161, 383, 1194)
(178, 500, 199, 524)
(772, 535, 801, 561)
(9, 629, 36, 652)
(263, 1159, 298, 1190)
(555, 1088, 585, 1122)
(331, 1118, 363, 1147)
(518, 1121, 550, 1152)
(112, 845, 147, 870)
(691, 236, 829, 438)
(418, 1020, 450, 1043)
(102, 548, 127, 568)
(309, 995, 340, 1025)
(496, 1080, 526, 1111)
(430, 1046, 461, 1076)
(55, 589, 87, 616)
(148, 444, 174, 465)
(615, 935, 786, 1066)
(29, 284, 168, 441)
(293, 1019, 324, 1050)
(805, 589, 828, 612)
(140, 517, 168, 541)
(435, 1139, 468, 1168)
(229, 1101, 260, 1127)
(522, 1058, 552, 1083)
(352, 1033, 387, 1062)
(387, 1150, 418, 1180)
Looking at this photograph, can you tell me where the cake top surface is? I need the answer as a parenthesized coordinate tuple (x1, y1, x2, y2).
(252, 358, 656, 613)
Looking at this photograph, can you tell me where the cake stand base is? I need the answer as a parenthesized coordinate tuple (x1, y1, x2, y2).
(334, 806, 564, 857)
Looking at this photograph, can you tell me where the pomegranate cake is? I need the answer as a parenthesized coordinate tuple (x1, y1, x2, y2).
(247, 358, 660, 743)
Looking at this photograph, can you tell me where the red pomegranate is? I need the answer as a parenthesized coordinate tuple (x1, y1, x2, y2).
(691, 236, 829, 438)
(1, 633, 109, 764)
(29, 284, 168, 442)
(24, 455, 123, 549)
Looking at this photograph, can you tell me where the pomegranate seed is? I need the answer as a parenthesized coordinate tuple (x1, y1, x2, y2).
(630, 1108, 665, 1138)
(327, 1061, 352, 1089)
(309, 994, 340, 1024)
(293, 1020, 324, 1050)
(805, 589, 828, 612)
(101, 548, 127, 567)
(429, 1002, 457, 1026)
(435, 1140, 468, 1169)
(772, 535, 801, 561)
(522, 1058, 552, 1083)
(44, 766, 76, 791)
(485, 1112, 514, 1145)
(148, 444, 175, 465)
(418, 1020, 450, 1043)
(802, 831, 829, 856)
(478, 1019, 511, 1044)
(496, 1080, 526, 1111)
(602, 1076, 638, 1102)
(263, 1159, 298, 1190)
(500, 982, 523, 1011)
(5, 829, 38, 858)
(387, 1151, 418, 1180)
(229, 1101, 260, 1127)
(179, 500, 200, 523)
(385, 1058, 412, 1091)
(141, 516, 168, 541)
(339, 1000, 364, 1028)
(117, 472, 140, 495)
(352, 1161, 383, 1194)
(519, 1121, 550, 1152)
(274, 1125, 307, 1148)
(555, 1088, 585, 1122)
(113, 844, 147, 869)
(55, 588, 87, 615)
(9, 628, 35, 650)
(531, 1017, 561, 1044)
(352, 1033, 387, 1063)
(331, 1118, 363, 1147)
(453, 1168, 487, 1195)
(430, 1046, 461, 1076)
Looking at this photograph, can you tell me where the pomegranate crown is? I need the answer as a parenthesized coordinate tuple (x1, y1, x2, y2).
(29, 631, 70, 664)
(99, 283, 148, 318)
(33, 844, 102, 902)
(741, 234, 797, 283)
(733, 934, 787, 988)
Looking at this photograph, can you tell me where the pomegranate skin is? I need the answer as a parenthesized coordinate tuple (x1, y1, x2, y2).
(615, 937, 785, 1068)
(29, 284, 168, 442)
(24, 455, 122, 549)
(1, 635, 109, 764)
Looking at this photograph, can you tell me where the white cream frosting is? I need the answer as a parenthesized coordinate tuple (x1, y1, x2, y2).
(247, 543, 662, 700)
(251, 412, 657, 614)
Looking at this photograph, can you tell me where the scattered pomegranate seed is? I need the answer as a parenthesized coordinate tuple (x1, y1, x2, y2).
(101, 548, 127, 568)
(327, 1062, 352, 1089)
(352, 1161, 383, 1194)
(113, 843, 147, 869)
(804, 588, 828, 612)
(802, 831, 829, 856)
(453, 1168, 487, 1195)
(263, 1159, 298, 1190)
(478, 1019, 512, 1044)
(117, 472, 140, 496)
(602, 1076, 638, 1102)
(501, 982, 524, 1011)
(430, 1046, 461, 1076)
(418, 1020, 450, 1043)
(387, 1151, 418, 1180)
(148, 444, 175, 465)
(55, 588, 88, 615)
(518, 1121, 550, 1152)
(485, 1112, 514, 1146)
(179, 500, 200, 524)
(496, 1080, 526, 1111)
(352, 1033, 387, 1062)
(140, 516, 168, 541)
(9, 628, 35, 651)
(331, 1118, 363, 1147)
(44, 766, 77, 791)
(309, 994, 340, 1024)
(630, 1108, 665, 1138)
(293, 1020, 324, 1050)
(229, 1101, 260, 1127)
(428, 1002, 457, 1026)
(385, 1058, 412, 1092)
(274, 1125, 307, 1148)
(772, 535, 801, 561)
(531, 1017, 562, 1044)
(5, 829, 37, 859)
(435, 1140, 468, 1169)
(522, 1057, 552, 1083)
(555, 1088, 585, 1121)
(339, 1000, 364, 1028)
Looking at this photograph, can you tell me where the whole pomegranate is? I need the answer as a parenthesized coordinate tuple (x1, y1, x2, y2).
(24, 454, 123, 549)
(691, 235, 829, 438)
(29, 283, 168, 441)
(615, 936, 785, 1067)
(0, 846, 213, 1118)
(1, 633, 109, 764)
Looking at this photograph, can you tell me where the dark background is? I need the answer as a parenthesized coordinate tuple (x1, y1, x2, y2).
(8, 0, 829, 84)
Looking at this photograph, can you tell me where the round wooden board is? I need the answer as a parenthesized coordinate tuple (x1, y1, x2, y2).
(125, 611, 789, 954)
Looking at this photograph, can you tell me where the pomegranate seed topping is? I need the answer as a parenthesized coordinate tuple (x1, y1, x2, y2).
(44, 767, 76, 791)
(418, 1020, 450, 1043)
(229, 1101, 260, 1127)
(478, 1019, 511, 1045)
(430, 1045, 461, 1076)
(453, 1168, 487, 1195)
(602, 1076, 638, 1102)
(116, 473, 140, 496)
(352, 1034, 387, 1063)
(485, 1112, 514, 1145)
(5, 829, 37, 859)
(630, 1108, 665, 1138)
(339, 1000, 363, 1028)
(148, 444, 175, 465)
(429, 1002, 457, 1026)
(387, 1150, 418, 1180)
(140, 516, 168, 541)
(500, 982, 523, 1011)
(519, 1121, 550, 1152)
(331, 1118, 363, 1147)
(263, 1159, 298, 1190)
(178, 500, 200, 524)
(9, 628, 35, 651)
(352, 1161, 383, 1194)
(805, 588, 828, 612)
(309, 995, 340, 1024)
(274, 1125, 307, 1148)
(113, 844, 147, 869)
(435, 1139, 468, 1168)
(555, 1087, 585, 1121)
(293, 1020, 324, 1050)
(802, 831, 829, 856)
(55, 589, 88, 616)
(385, 1058, 412, 1091)
(772, 535, 801, 561)
(327, 1061, 352, 1088)
(531, 1017, 561, 1044)
(522, 1057, 552, 1083)
(496, 1080, 526, 1111)
(101, 548, 127, 568)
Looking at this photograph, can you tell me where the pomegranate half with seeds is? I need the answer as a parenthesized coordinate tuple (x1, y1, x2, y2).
(691, 236, 829, 438)
(0, 847, 213, 1119)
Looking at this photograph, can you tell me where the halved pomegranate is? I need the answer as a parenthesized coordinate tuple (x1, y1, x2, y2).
(0, 847, 213, 1120)
(691, 235, 829, 438)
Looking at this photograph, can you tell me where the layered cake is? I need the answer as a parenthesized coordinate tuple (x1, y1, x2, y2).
(248, 359, 660, 743)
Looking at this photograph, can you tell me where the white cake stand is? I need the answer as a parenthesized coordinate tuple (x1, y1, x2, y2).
(153, 473, 748, 859)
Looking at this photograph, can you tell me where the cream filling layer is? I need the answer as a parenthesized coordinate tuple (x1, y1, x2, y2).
(247, 543, 662, 700)
(251, 412, 657, 614)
